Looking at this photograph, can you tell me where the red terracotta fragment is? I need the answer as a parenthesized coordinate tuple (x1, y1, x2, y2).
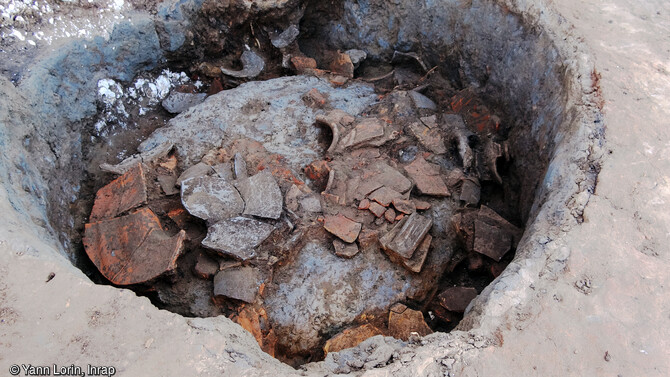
(83, 208, 185, 285)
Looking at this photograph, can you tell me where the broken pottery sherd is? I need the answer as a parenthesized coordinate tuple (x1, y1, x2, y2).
(388, 303, 432, 341)
(90, 163, 148, 222)
(220, 50, 265, 79)
(323, 324, 383, 354)
(213, 266, 262, 303)
(324, 213, 362, 243)
(83, 208, 185, 285)
(333, 239, 360, 258)
(380, 212, 433, 260)
(202, 217, 275, 260)
(437, 286, 478, 313)
(404, 156, 450, 197)
(235, 170, 283, 220)
(181, 176, 244, 222)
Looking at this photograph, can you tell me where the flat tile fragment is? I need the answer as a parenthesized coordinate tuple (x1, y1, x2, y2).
(90, 163, 148, 222)
(324, 214, 362, 243)
(202, 217, 274, 260)
(380, 212, 433, 259)
(402, 234, 432, 273)
(181, 176, 244, 222)
(235, 170, 283, 220)
(83, 208, 185, 285)
(213, 266, 262, 303)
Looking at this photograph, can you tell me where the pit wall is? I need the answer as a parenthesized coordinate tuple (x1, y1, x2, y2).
(0, 0, 603, 375)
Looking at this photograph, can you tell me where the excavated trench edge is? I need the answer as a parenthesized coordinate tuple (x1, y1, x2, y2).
(1, 0, 605, 372)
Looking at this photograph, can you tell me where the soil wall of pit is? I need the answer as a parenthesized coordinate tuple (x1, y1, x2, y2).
(0, 0, 604, 374)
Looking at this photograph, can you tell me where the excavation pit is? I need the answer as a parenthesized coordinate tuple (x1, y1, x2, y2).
(2, 0, 604, 374)
(80, 69, 523, 365)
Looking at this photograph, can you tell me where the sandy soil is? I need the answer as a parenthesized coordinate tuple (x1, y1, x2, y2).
(0, 0, 669, 376)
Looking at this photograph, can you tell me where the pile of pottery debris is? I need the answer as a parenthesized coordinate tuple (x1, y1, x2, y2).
(82, 47, 523, 362)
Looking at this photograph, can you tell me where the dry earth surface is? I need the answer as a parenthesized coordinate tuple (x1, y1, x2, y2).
(1, 0, 669, 376)
(459, 1, 670, 375)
